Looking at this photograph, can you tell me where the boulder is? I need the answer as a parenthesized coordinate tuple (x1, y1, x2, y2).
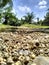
(33, 56, 49, 65)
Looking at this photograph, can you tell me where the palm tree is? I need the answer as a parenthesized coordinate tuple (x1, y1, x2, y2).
(0, 0, 13, 8)
(24, 12, 34, 24)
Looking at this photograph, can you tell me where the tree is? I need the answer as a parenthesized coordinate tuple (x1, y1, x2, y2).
(42, 9, 49, 25)
(0, 0, 13, 23)
(3, 12, 18, 26)
(37, 17, 39, 22)
(23, 12, 34, 24)
(0, 0, 13, 8)
(37, 20, 43, 25)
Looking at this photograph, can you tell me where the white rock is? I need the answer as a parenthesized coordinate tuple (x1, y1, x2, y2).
(15, 61, 22, 65)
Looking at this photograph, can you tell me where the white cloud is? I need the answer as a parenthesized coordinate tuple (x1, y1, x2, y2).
(38, 0, 47, 9)
(38, 0, 47, 6)
(39, 5, 47, 9)
(18, 6, 31, 12)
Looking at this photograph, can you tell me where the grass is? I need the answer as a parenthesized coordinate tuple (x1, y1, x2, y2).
(20, 24, 49, 28)
(0, 24, 13, 29)
(0, 23, 49, 31)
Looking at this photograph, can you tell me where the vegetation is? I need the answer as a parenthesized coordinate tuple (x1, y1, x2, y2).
(41, 10, 49, 26)
(20, 24, 49, 28)
(23, 12, 34, 24)
(0, 0, 13, 8)
(0, 0, 49, 27)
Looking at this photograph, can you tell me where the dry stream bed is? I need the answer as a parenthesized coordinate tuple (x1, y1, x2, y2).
(0, 28, 49, 65)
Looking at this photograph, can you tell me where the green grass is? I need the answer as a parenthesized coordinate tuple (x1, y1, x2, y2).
(0, 24, 12, 29)
(0, 24, 17, 32)
(0, 23, 49, 30)
(20, 24, 49, 28)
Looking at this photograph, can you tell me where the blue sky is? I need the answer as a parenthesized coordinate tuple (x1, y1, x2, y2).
(12, 0, 49, 21)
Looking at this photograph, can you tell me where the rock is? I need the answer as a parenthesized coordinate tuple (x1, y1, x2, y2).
(19, 49, 30, 55)
(18, 55, 26, 61)
(32, 39, 39, 47)
(25, 56, 30, 61)
(33, 56, 49, 65)
(0, 62, 7, 65)
(40, 49, 44, 53)
(30, 53, 36, 59)
(27, 61, 35, 65)
(15, 61, 22, 65)
(32, 39, 39, 44)
(31, 63, 36, 65)
(0, 51, 2, 56)
(7, 56, 13, 64)
(26, 36, 32, 40)
(41, 44, 45, 48)
(3, 52, 9, 59)
(0, 38, 2, 40)
(0, 57, 3, 62)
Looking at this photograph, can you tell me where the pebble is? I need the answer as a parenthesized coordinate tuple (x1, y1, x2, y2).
(31, 63, 36, 65)
(18, 55, 26, 61)
(0, 30, 49, 65)
(7, 56, 13, 64)
(15, 61, 22, 65)
(30, 53, 36, 59)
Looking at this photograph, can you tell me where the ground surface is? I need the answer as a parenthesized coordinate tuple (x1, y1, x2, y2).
(0, 27, 49, 65)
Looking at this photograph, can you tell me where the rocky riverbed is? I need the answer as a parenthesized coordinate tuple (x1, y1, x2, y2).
(0, 28, 49, 65)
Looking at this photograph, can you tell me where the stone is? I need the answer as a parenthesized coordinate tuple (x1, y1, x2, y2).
(18, 55, 26, 61)
(15, 61, 22, 65)
(0, 57, 3, 62)
(33, 56, 49, 65)
(19, 49, 30, 55)
(0, 62, 7, 65)
(31, 63, 36, 65)
(7, 56, 13, 64)
(40, 49, 44, 53)
(25, 56, 30, 61)
(3, 52, 9, 59)
(30, 53, 36, 59)
(32, 39, 39, 44)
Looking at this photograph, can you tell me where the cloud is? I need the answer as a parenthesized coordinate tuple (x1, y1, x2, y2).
(39, 5, 47, 9)
(18, 6, 31, 12)
(38, 0, 47, 6)
(38, 0, 47, 9)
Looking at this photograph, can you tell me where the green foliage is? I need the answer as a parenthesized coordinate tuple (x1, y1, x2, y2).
(37, 20, 43, 25)
(3, 12, 18, 26)
(20, 23, 49, 28)
(41, 9, 49, 26)
(0, 0, 13, 8)
(23, 12, 34, 24)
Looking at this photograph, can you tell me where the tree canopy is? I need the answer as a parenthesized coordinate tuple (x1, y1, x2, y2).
(0, 0, 13, 8)
(23, 12, 34, 24)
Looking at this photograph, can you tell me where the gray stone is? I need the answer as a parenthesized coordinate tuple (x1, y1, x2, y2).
(33, 56, 49, 65)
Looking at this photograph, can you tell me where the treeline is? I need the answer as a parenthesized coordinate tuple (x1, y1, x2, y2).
(0, 0, 49, 26)
(37, 9, 49, 26)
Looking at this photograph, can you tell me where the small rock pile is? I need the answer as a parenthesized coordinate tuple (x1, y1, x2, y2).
(0, 29, 49, 65)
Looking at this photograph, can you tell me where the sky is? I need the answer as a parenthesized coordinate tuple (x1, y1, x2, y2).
(12, 0, 49, 21)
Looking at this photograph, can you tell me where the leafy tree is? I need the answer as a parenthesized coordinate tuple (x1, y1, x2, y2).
(37, 17, 39, 22)
(0, 0, 13, 8)
(23, 12, 34, 24)
(37, 20, 43, 25)
(41, 9, 49, 25)
(0, 0, 13, 23)
(3, 12, 18, 26)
